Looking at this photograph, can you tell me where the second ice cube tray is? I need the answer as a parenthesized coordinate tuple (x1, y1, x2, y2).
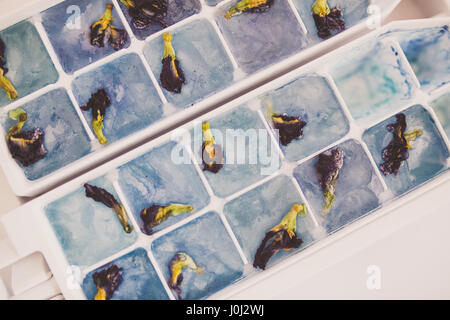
(0, 0, 400, 196)
(1, 17, 449, 300)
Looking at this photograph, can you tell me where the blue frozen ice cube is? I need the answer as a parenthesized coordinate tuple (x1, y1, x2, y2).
(191, 105, 281, 198)
(82, 248, 169, 300)
(329, 40, 419, 124)
(151, 211, 244, 300)
(390, 25, 450, 93)
(41, 0, 130, 74)
(143, 19, 234, 109)
(223, 174, 317, 270)
(72, 53, 163, 144)
(0, 21, 58, 107)
(45, 176, 138, 267)
(259, 73, 350, 162)
(363, 105, 449, 197)
(215, 0, 308, 74)
(430, 92, 450, 139)
(117, 0, 201, 40)
(292, 0, 370, 43)
(294, 139, 385, 234)
(118, 141, 210, 235)
(2, 88, 91, 181)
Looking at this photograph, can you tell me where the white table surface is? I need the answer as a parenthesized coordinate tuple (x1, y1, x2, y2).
(0, 0, 449, 299)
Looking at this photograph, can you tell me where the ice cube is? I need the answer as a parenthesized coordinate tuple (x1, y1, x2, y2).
(363, 105, 449, 196)
(0, 21, 58, 107)
(45, 176, 138, 267)
(215, 0, 308, 74)
(223, 174, 317, 269)
(151, 211, 244, 300)
(2, 88, 91, 181)
(143, 19, 234, 109)
(82, 248, 169, 300)
(294, 139, 385, 234)
(72, 53, 163, 144)
(117, 0, 201, 40)
(430, 92, 450, 139)
(329, 40, 418, 124)
(41, 0, 130, 74)
(118, 141, 210, 234)
(259, 73, 350, 162)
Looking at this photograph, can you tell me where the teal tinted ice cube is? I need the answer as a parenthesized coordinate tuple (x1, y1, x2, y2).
(430, 92, 450, 139)
(206, 0, 224, 6)
(72, 53, 163, 144)
(41, 0, 130, 74)
(118, 0, 201, 40)
(294, 139, 384, 234)
(45, 176, 137, 267)
(143, 19, 234, 108)
(215, 0, 308, 74)
(2, 88, 91, 181)
(363, 105, 449, 196)
(223, 175, 317, 269)
(151, 211, 244, 300)
(391, 25, 450, 93)
(0, 21, 58, 107)
(329, 40, 418, 124)
(260, 74, 350, 162)
(82, 248, 169, 300)
(118, 141, 210, 235)
(191, 106, 281, 198)
(292, 0, 370, 42)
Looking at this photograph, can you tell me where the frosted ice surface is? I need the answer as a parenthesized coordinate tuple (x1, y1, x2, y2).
(206, 0, 224, 6)
(82, 248, 169, 300)
(190, 105, 281, 198)
(430, 92, 450, 139)
(143, 19, 234, 109)
(363, 105, 449, 196)
(118, 0, 201, 40)
(118, 141, 210, 234)
(1, 89, 91, 181)
(151, 211, 244, 300)
(259, 74, 350, 162)
(72, 53, 163, 144)
(389, 26, 450, 93)
(45, 176, 137, 267)
(223, 175, 318, 270)
(294, 139, 385, 234)
(41, 0, 130, 74)
(215, 0, 308, 74)
(0, 21, 58, 107)
(292, 0, 370, 43)
(329, 40, 418, 124)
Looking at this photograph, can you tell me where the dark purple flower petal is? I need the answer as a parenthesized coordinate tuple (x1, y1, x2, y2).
(92, 264, 123, 300)
(272, 114, 307, 146)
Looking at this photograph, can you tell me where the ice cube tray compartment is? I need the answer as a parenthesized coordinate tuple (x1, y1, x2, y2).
(1, 18, 449, 300)
(0, 0, 400, 196)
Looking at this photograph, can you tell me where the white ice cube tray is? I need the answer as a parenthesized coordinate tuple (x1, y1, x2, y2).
(1, 17, 449, 300)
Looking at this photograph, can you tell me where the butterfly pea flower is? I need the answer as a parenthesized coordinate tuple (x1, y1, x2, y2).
(92, 264, 123, 300)
(6, 108, 47, 167)
(140, 203, 193, 235)
(224, 0, 274, 20)
(90, 4, 127, 51)
(0, 37, 18, 101)
(160, 33, 185, 94)
(316, 147, 344, 216)
(169, 253, 205, 300)
(253, 204, 306, 270)
(80, 88, 111, 145)
(120, 0, 168, 30)
(311, 0, 345, 39)
(380, 113, 422, 176)
(84, 183, 133, 233)
(201, 121, 224, 174)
